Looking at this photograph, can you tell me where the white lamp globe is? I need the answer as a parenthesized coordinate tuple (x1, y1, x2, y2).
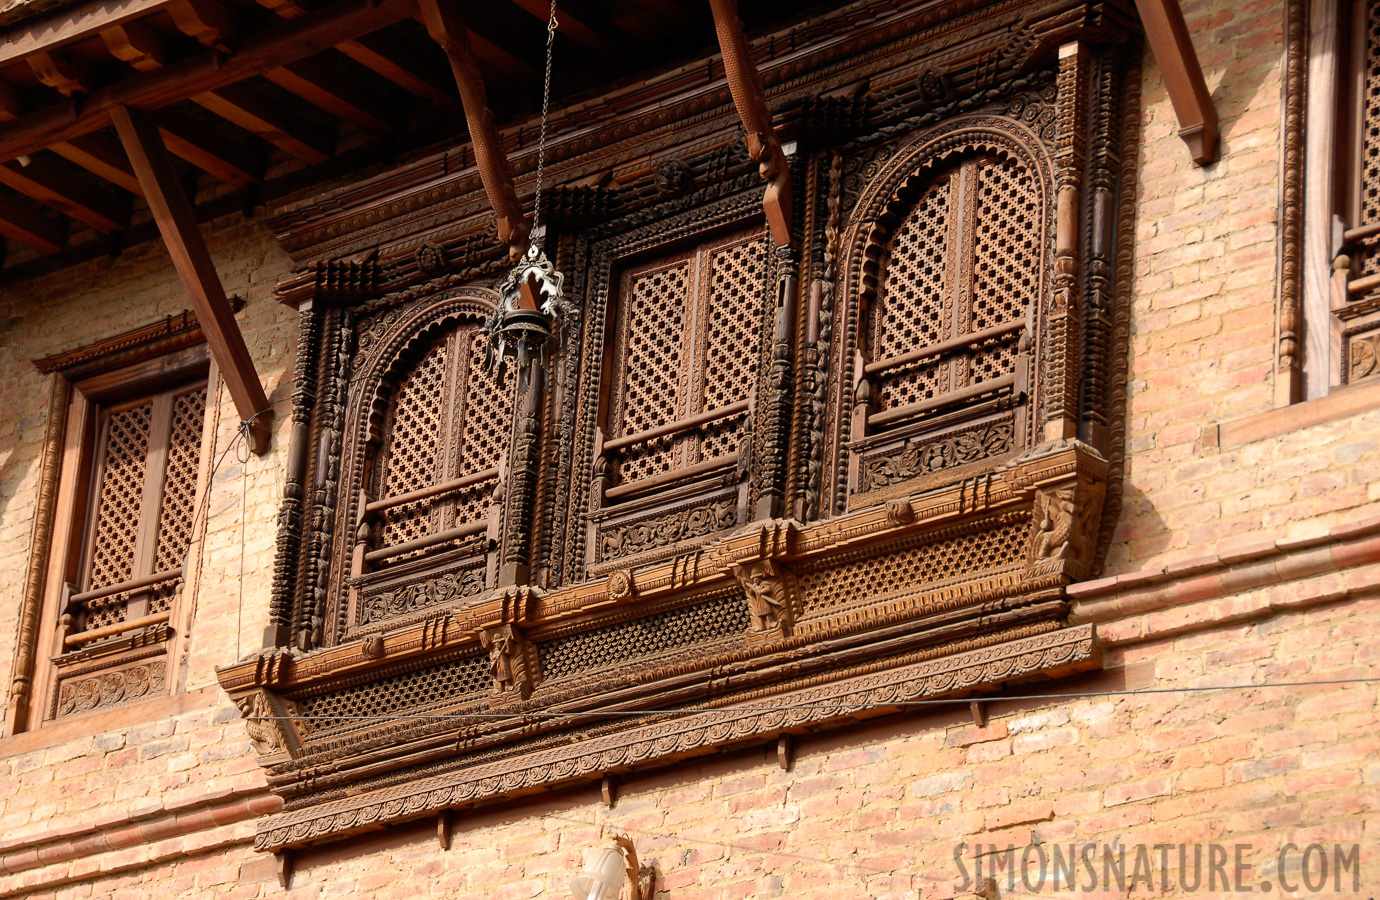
(570, 846, 627, 900)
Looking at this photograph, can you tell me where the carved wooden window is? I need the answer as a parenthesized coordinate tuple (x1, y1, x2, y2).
(348, 322, 508, 626)
(11, 322, 213, 733)
(588, 226, 769, 566)
(1298, 0, 1380, 394)
(850, 150, 1037, 498)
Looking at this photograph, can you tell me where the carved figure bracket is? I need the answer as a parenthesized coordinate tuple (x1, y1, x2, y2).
(235, 689, 304, 762)
(479, 624, 541, 701)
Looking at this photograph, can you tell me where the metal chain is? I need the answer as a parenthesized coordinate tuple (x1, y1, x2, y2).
(530, 0, 558, 250)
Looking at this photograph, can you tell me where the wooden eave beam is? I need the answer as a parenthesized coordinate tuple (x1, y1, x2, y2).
(0, 0, 414, 164)
(706, 0, 791, 246)
(0, 0, 193, 69)
(190, 86, 334, 163)
(264, 57, 399, 136)
(0, 80, 141, 193)
(154, 110, 265, 186)
(256, 0, 461, 111)
(0, 155, 129, 232)
(0, 191, 65, 253)
(1133, 0, 1218, 165)
(110, 104, 272, 453)
(418, 0, 528, 257)
(507, 0, 619, 54)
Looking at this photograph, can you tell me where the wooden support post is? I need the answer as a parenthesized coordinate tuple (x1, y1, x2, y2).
(601, 773, 618, 808)
(275, 851, 293, 889)
(1133, 0, 1218, 165)
(707, 0, 792, 246)
(970, 699, 987, 728)
(777, 734, 793, 770)
(419, 0, 529, 258)
(111, 105, 272, 453)
(437, 810, 454, 849)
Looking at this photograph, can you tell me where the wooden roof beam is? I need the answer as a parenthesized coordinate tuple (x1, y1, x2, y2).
(0, 155, 129, 232)
(111, 104, 272, 453)
(0, 79, 140, 193)
(264, 58, 400, 135)
(1133, 0, 1218, 165)
(154, 110, 265, 186)
(418, 0, 528, 257)
(507, 0, 619, 54)
(0, 0, 410, 163)
(707, 0, 791, 246)
(0, 191, 65, 253)
(190, 86, 334, 163)
(256, 0, 460, 112)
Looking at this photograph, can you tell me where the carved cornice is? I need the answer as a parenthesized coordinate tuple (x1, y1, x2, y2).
(32, 307, 222, 378)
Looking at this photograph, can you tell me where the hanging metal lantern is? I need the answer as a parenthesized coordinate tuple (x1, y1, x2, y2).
(485, 243, 577, 390)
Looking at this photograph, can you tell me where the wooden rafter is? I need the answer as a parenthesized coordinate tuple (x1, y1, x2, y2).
(0, 192, 65, 253)
(0, 0, 196, 68)
(707, 0, 791, 246)
(0, 155, 129, 232)
(264, 58, 399, 136)
(110, 105, 273, 453)
(0, 0, 413, 164)
(256, 0, 461, 112)
(418, 0, 528, 257)
(0, 82, 141, 194)
(1133, 0, 1218, 165)
(507, 0, 618, 54)
(155, 111, 265, 186)
(190, 86, 334, 163)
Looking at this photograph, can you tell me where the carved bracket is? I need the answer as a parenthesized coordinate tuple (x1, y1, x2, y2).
(479, 624, 542, 702)
(234, 689, 304, 762)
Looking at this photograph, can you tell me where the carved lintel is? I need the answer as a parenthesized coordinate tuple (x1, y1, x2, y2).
(479, 624, 541, 701)
(234, 689, 303, 761)
(733, 559, 796, 641)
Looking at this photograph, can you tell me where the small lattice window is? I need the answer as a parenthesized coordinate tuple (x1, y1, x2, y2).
(370, 324, 509, 563)
(603, 227, 769, 486)
(868, 154, 1037, 417)
(77, 380, 209, 631)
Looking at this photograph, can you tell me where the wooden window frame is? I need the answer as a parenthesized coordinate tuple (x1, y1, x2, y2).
(8, 319, 217, 734)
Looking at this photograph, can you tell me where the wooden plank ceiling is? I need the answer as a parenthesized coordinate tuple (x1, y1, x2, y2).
(0, 0, 803, 276)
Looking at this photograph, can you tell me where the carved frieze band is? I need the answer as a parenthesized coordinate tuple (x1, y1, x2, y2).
(253, 624, 1097, 850)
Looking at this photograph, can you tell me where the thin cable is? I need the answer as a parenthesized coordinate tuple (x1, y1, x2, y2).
(528, 0, 558, 247)
(235, 418, 251, 662)
(247, 676, 1380, 723)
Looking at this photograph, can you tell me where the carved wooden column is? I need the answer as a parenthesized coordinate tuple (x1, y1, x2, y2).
(6, 377, 68, 734)
(499, 362, 545, 587)
(1079, 59, 1122, 453)
(756, 243, 799, 520)
(1047, 42, 1091, 442)
(266, 299, 321, 648)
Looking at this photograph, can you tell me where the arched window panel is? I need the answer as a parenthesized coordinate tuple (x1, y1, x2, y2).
(847, 140, 1048, 505)
(335, 299, 514, 639)
(588, 226, 771, 571)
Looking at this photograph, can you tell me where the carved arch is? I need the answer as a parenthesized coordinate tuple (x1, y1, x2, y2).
(326, 286, 510, 642)
(833, 117, 1054, 507)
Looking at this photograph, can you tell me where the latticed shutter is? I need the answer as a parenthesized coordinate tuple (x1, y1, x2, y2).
(79, 382, 207, 630)
(373, 324, 509, 561)
(870, 155, 1037, 417)
(606, 227, 769, 485)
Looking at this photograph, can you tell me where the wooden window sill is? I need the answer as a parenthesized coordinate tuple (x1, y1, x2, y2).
(1206, 378, 1380, 449)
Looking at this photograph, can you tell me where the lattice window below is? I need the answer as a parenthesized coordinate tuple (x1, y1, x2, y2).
(294, 653, 490, 737)
(1363, 0, 1380, 277)
(875, 180, 949, 412)
(797, 517, 1029, 613)
(539, 593, 748, 682)
(154, 387, 206, 572)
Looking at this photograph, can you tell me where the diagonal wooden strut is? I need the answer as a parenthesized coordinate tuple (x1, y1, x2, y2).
(707, 0, 792, 246)
(1133, 0, 1218, 165)
(111, 105, 273, 453)
(418, 0, 528, 259)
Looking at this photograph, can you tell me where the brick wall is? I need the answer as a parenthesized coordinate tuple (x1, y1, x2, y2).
(3, 0, 1380, 894)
